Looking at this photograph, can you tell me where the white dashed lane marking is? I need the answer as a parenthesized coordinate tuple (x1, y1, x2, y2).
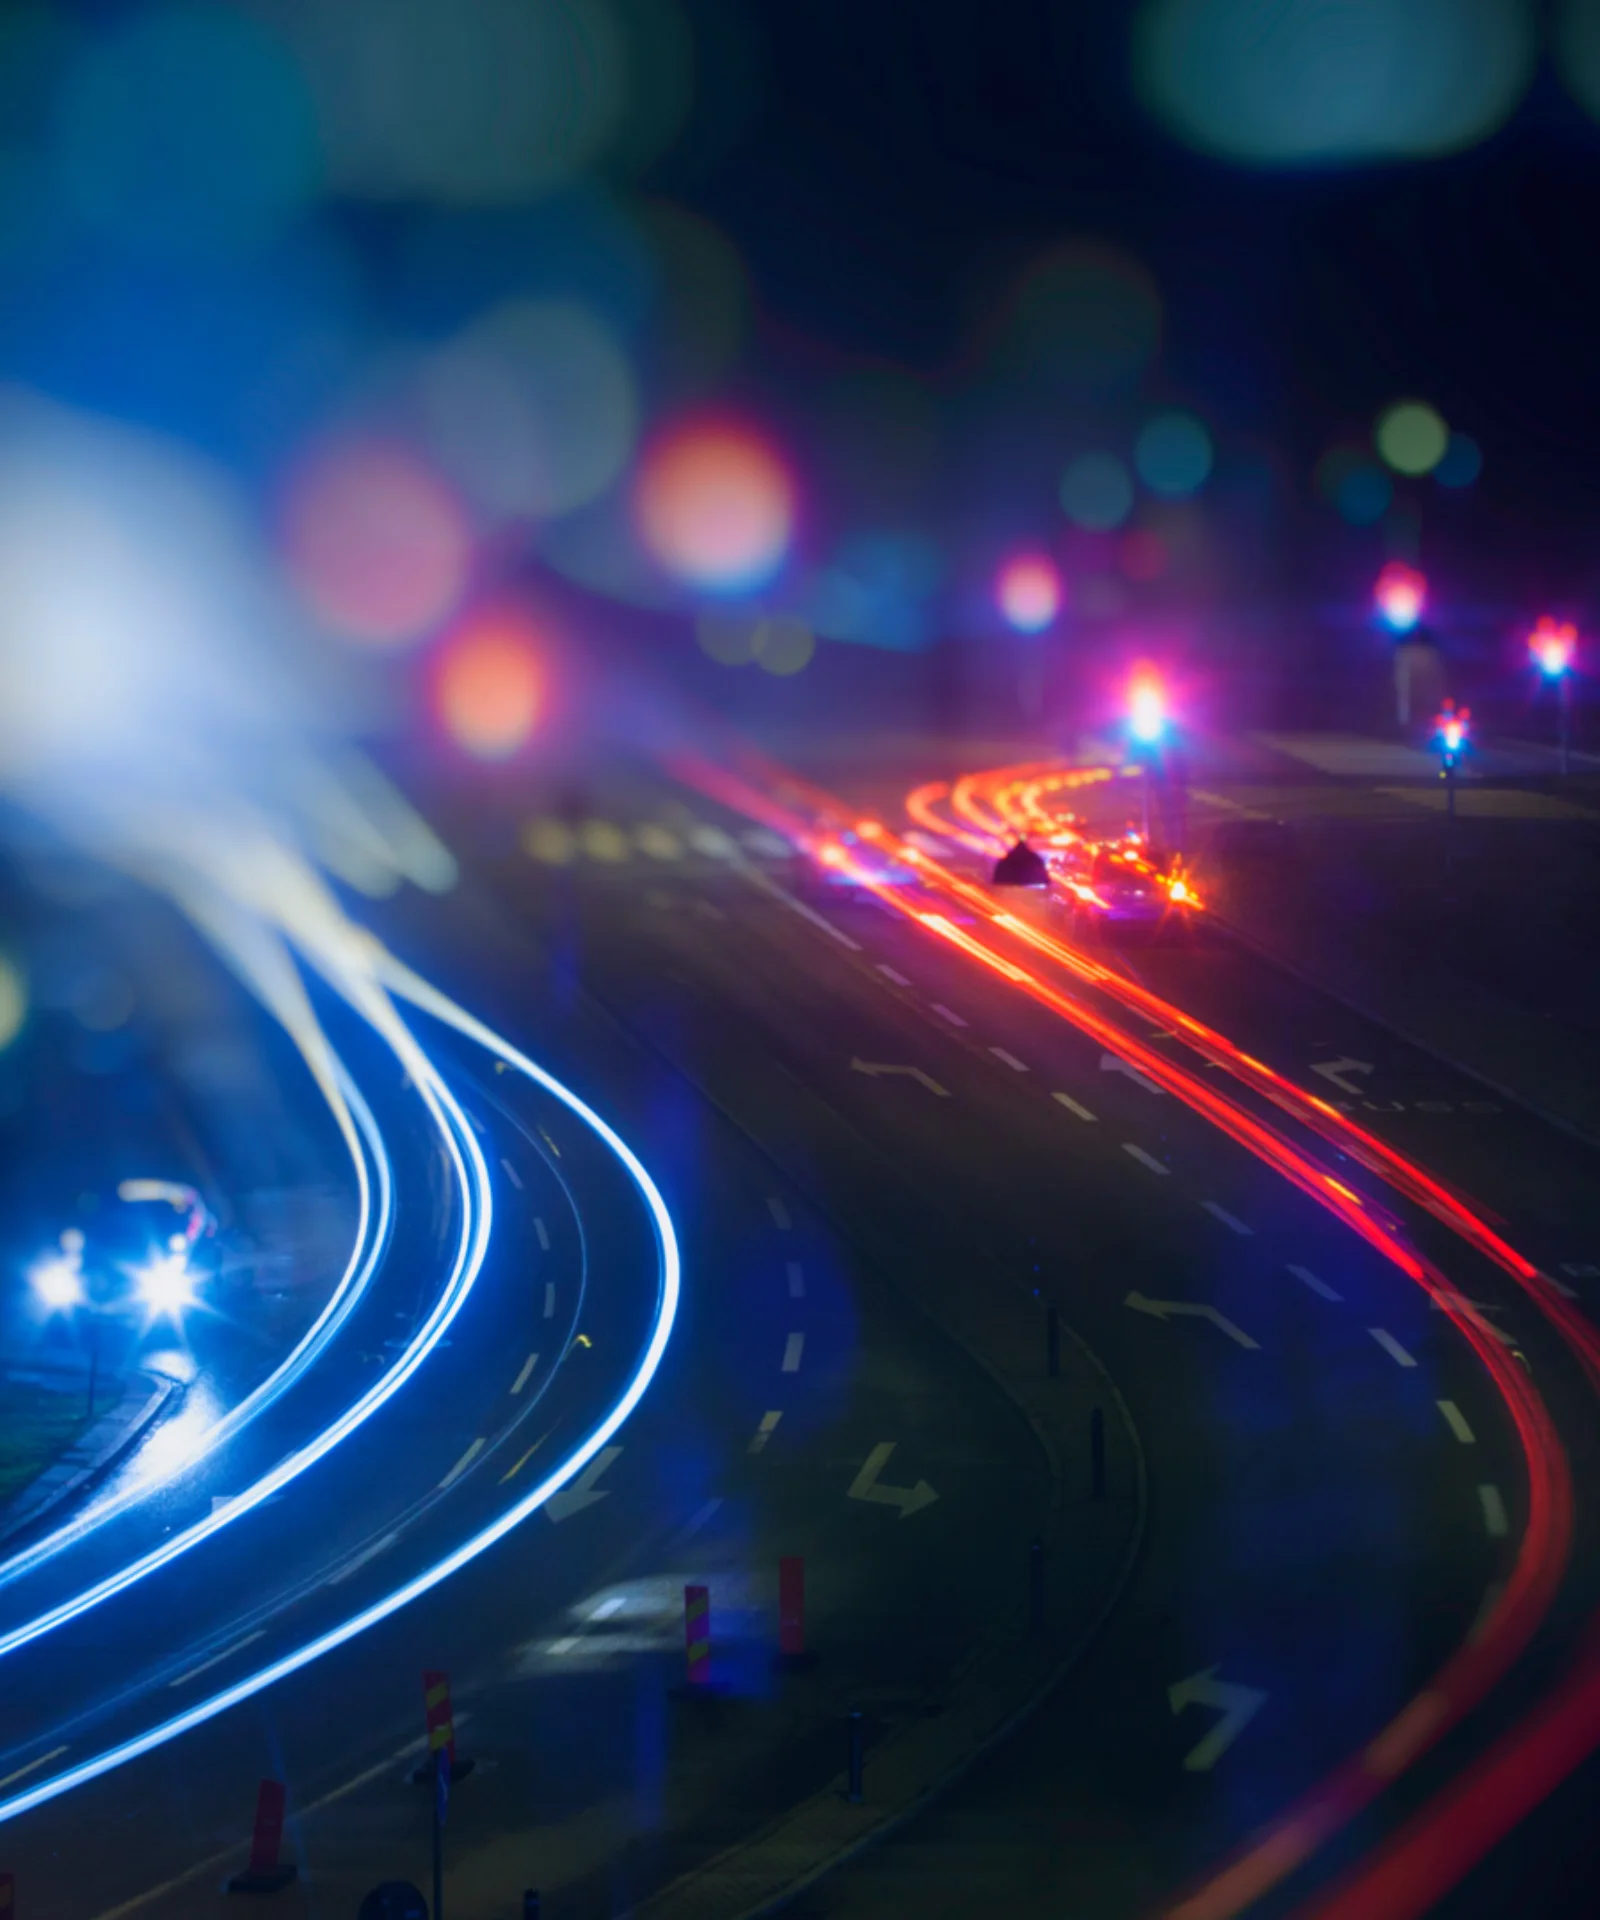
(534, 1218, 550, 1251)
(786, 1262, 805, 1298)
(767, 1196, 793, 1231)
(1052, 1091, 1097, 1121)
(1438, 1400, 1476, 1443)
(931, 1003, 968, 1027)
(1368, 1328, 1416, 1368)
(989, 1047, 1029, 1072)
(1201, 1201, 1253, 1237)
(781, 1333, 805, 1373)
(877, 964, 912, 987)
(511, 1352, 539, 1394)
(438, 1438, 485, 1488)
(500, 1157, 524, 1190)
(543, 1283, 556, 1319)
(1478, 1485, 1508, 1537)
(1122, 1143, 1169, 1176)
(749, 1411, 783, 1454)
(1288, 1264, 1341, 1301)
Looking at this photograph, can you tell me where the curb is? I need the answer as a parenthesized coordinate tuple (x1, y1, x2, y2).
(0, 1368, 185, 1548)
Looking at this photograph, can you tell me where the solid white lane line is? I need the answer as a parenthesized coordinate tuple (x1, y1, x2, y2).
(327, 1531, 399, 1586)
(1369, 1328, 1416, 1368)
(169, 1629, 265, 1689)
(1052, 1091, 1097, 1121)
(767, 1196, 793, 1231)
(1122, 1143, 1169, 1176)
(786, 1261, 805, 1298)
(931, 1003, 968, 1026)
(0, 1746, 68, 1792)
(438, 1438, 485, 1488)
(990, 1047, 1029, 1072)
(781, 1333, 805, 1373)
(877, 964, 912, 987)
(1288, 1264, 1341, 1301)
(1201, 1201, 1253, 1236)
(1438, 1400, 1476, 1443)
(500, 1157, 524, 1190)
(749, 1411, 783, 1454)
(1479, 1485, 1509, 1537)
(534, 1217, 550, 1251)
(543, 1282, 556, 1319)
(511, 1352, 539, 1394)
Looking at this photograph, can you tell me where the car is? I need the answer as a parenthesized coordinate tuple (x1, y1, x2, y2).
(1059, 846, 1194, 943)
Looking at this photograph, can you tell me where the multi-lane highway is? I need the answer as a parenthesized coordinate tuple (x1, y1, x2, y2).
(6, 728, 1600, 1919)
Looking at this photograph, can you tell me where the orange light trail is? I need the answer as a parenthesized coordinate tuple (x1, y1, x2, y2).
(661, 743, 1599, 1920)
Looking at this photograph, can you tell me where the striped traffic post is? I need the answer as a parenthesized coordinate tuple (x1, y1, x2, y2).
(424, 1670, 455, 1769)
(684, 1585, 710, 1687)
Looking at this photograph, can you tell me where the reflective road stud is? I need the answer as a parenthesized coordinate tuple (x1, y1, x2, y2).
(685, 1585, 711, 1686)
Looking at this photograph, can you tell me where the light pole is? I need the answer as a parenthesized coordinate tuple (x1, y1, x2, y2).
(1528, 616, 1577, 776)
(1434, 700, 1469, 872)
(1127, 668, 1167, 846)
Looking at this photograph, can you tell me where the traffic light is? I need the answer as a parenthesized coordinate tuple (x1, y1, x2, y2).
(1375, 561, 1426, 633)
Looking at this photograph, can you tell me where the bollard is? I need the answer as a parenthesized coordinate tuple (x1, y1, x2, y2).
(523, 1891, 541, 1920)
(845, 1710, 864, 1804)
(1029, 1538, 1045, 1634)
(225, 1779, 296, 1893)
(1047, 1304, 1060, 1379)
(1090, 1407, 1106, 1501)
(777, 1555, 810, 1666)
(685, 1584, 711, 1687)
(412, 1672, 474, 1784)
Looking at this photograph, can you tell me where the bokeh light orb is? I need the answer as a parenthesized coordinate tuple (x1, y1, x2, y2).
(1375, 400, 1449, 476)
(1060, 452, 1134, 531)
(1434, 431, 1483, 489)
(1119, 528, 1169, 581)
(1135, 411, 1213, 496)
(53, 2, 319, 257)
(435, 613, 543, 760)
(419, 299, 638, 522)
(1337, 463, 1394, 526)
(635, 419, 796, 592)
(284, 440, 471, 646)
(1375, 560, 1426, 631)
(753, 615, 816, 676)
(1134, 0, 1536, 166)
(996, 554, 1062, 633)
(1003, 242, 1161, 395)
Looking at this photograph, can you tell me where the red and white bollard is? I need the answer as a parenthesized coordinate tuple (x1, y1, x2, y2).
(684, 1584, 711, 1686)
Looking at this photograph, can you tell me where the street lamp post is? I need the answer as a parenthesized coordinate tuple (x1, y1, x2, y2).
(1529, 616, 1578, 776)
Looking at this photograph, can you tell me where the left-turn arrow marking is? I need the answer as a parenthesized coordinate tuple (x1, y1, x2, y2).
(850, 1058, 950, 1096)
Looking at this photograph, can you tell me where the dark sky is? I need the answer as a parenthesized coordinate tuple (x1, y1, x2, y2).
(688, 0, 1600, 582)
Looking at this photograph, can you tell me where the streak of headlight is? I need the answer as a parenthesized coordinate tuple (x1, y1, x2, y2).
(0, 977, 679, 1825)
(0, 986, 390, 1594)
(0, 848, 490, 1661)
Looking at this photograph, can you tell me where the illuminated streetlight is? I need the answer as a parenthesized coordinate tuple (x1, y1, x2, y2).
(133, 1247, 198, 1322)
(1528, 616, 1578, 773)
(1375, 561, 1426, 633)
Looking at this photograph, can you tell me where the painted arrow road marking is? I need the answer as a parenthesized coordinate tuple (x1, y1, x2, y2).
(1168, 1665, 1268, 1771)
(1311, 1057, 1375, 1098)
(1125, 1292, 1260, 1350)
(1101, 1052, 1166, 1095)
(545, 1446, 623, 1522)
(850, 1058, 950, 1096)
(847, 1441, 939, 1518)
